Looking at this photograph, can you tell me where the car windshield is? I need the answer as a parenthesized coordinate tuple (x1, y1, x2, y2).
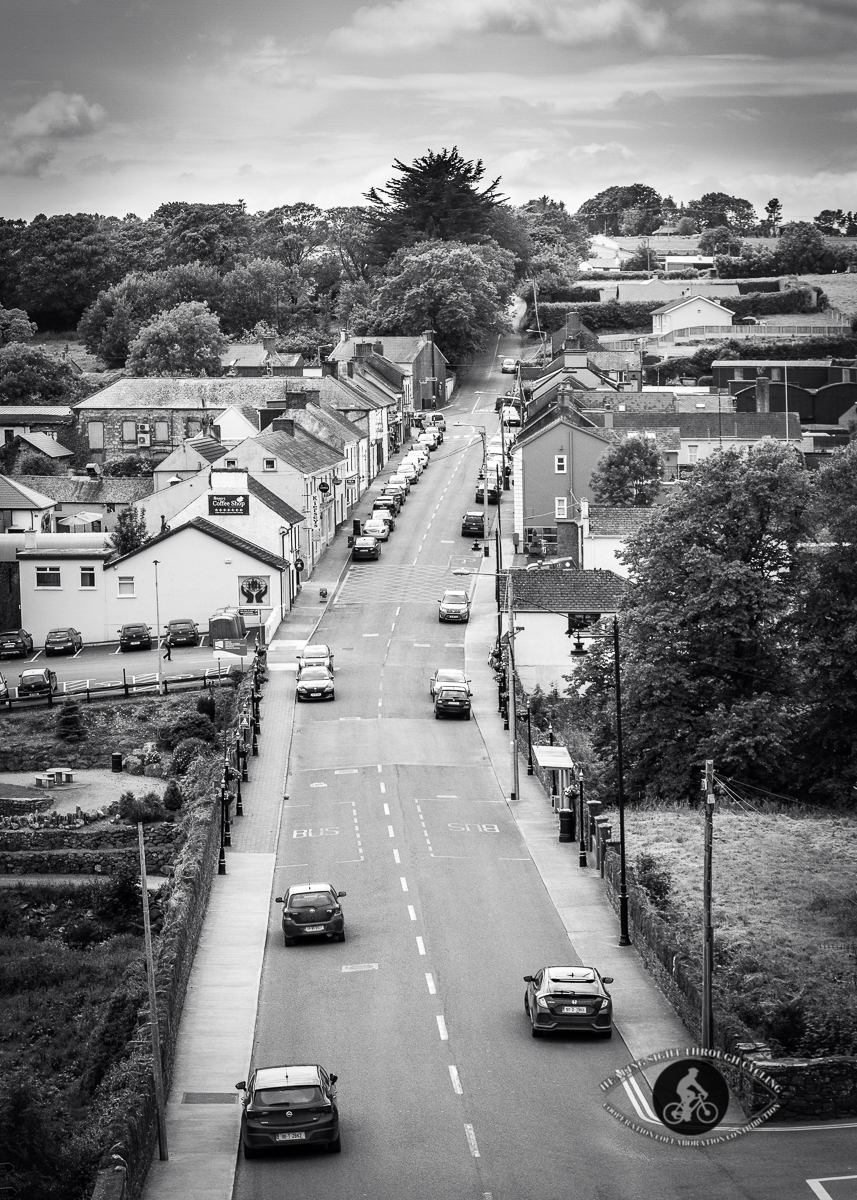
(442, 592, 468, 605)
(300, 667, 331, 681)
(1, 631, 21, 639)
(355, 538, 375, 547)
(253, 1086, 323, 1107)
(47, 631, 71, 640)
(290, 892, 335, 908)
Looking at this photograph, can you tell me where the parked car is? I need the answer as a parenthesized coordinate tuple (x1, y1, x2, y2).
(434, 683, 472, 720)
(118, 623, 152, 652)
(236, 1063, 340, 1157)
(374, 490, 401, 515)
(362, 518, 390, 541)
(381, 483, 407, 507)
(352, 536, 381, 561)
(165, 618, 200, 647)
(475, 478, 500, 504)
(501, 356, 518, 373)
(501, 406, 522, 427)
(438, 589, 471, 623)
(0, 629, 33, 659)
(461, 511, 487, 537)
(44, 627, 83, 656)
(430, 668, 471, 698)
(275, 883, 347, 945)
(417, 431, 439, 451)
(372, 499, 398, 527)
(523, 965, 614, 1038)
(295, 665, 335, 701)
(401, 453, 424, 475)
(406, 445, 430, 465)
(18, 667, 58, 696)
(397, 462, 419, 484)
(388, 473, 411, 495)
(495, 393, 522, 412)
(429, 413, 446, 432)
(296, 643, 334, 670)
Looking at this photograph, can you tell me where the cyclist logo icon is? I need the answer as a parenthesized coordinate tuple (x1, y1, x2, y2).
(652, 1059, 729, 1136)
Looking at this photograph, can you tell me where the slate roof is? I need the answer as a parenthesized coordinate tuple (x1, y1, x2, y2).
(330, 335, 449, 367)
(73, 378, 302, 412)
(220, 343, 303, 370)
(16, 546, 114, 561)
(245, 476, 305, 526)
(498, 568, 626, 613)
(252, 426, 343, 473)
(0, 406, 73, 422)
(111, 516, 287, 570)
(587, 352, 642, 372)
(609, 427, 681, 452)
(13, 476, 154, 504)
(186, 434, 227, 463)
(587, 506, 657, 536)
(0, 476, 56, 510)
(602, 411, 803, 440)
(651, 296, 734, 316)
(16, 432, 74, 458)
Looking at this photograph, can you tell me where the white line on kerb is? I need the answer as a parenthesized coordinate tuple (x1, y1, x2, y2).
(408, 904, 417, 921)
(416, 936, 426, 955)
(400, 876, 408, 891)
(425, 972, 436, 994)
(464, 1124, 480, 1157)
(377, 763, 382, 772)
(449, 1065, 463, 1094)
(436, 1015, 448, 1040)
(393, 849, 400, 864)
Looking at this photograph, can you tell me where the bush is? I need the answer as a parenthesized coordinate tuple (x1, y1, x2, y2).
(61, 917, 103, 949)
(118, 789, 165, 823)
(538, 299, 664, 333)
(56, 699, 86, 742)
(633, 852, 672, 911)
(162, 780, 183, 812)
(158, 710, 216, 749)
(728, 287, 819, 319)
(172, 736, 216, 776)
(196, 693, 216, 721)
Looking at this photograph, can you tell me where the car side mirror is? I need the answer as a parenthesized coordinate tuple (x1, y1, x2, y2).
(235, 1081, 246, 1090)
(602, 976, 614, 985)
(274, 896, 283, 903)
(523, 975, 534, 983)
(329, 1074, 338, 1084)
(337, 890, 346, 897)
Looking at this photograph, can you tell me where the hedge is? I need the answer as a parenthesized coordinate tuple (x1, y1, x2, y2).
(729, 287, 820, 317)
(539, 299, 664, 333)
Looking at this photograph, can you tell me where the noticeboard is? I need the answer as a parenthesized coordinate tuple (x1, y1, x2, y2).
(209, 494, 249, 516)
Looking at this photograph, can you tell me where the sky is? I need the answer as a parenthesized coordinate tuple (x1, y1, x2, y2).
(1, 0, 857, 224)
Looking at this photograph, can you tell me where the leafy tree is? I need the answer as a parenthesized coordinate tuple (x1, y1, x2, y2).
(698, 225, 741, 255)
(15, 450, 60, 476)
(583, 441, 812, 803)
(110, 506, 150, 556)
(518, 197, 590, 288)
(325, 206, 375, 284)
(686, 192, 756, 232)
(253, 203, 328, 267)
(619, 205, 660, 237)
(151, 201, 252, 270)
(365, 147, 503, 261)
(812, 208, 856, 237)
(590, 437, 663, 506)
(0, 305, 36, 345)
(764, 198, 783, 236)
(575, 184, 662, 236)
(0, 344, 76, 405)
(776, 221, 840, 273)
(220, 258, 300, 334)
(675, 216, 697, 235)
(126, 301, 226, 376)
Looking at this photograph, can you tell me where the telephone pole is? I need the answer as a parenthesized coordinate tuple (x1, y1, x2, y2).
(702, 759, 715, 1048)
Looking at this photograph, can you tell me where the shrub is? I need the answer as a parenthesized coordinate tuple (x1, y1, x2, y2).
(172, 736, 216, 776)
(56, 699, 86, 742)
(162, 780, 183, 812)
(633, 852, 672, 911)
(157, 710, 216, 749)
(61, 917, 103, 949)
(196, 693, 216, 721)
(118, 789, 165, 823)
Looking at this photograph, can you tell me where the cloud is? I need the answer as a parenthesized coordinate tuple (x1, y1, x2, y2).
(676, 0, 857, 52)
(0, 141, 56, 177)
(568, 141, 635, 159)
(329, 0, 667, 53)
(9, 91, 105, 139)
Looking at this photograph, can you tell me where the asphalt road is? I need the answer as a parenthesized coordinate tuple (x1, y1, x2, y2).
(228, 333, 856, 1200)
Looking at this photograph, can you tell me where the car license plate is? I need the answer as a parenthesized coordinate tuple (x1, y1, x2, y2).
(3, 642, 14, 648)
(276, 1132, 305, 1141)
(561, 1006, 587, 1014)
(304, 925, 324, 932)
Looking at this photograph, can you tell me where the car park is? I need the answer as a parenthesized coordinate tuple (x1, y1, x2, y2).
(296, 643, 334, 670)
(0, 629, 34, 659)
(236, 1063, 340, 1157)
(438, 589, 471, 622)
(275, 883, 346, 945)
(475, 478, 500, 504)
(362, 518, 390, 541)
(352, 535, 381, 561)
(372, 499, 398, 527)
(44, 627, 83, 656)
(18, 667, 58, 696)
(430, 668, 471, 698)
(461, 511, 486, 537)
(118, 623, 152, 652)
(165, 618, 200, 647)
(501, 356, 518, 373)
(295, 665, 335, 701)
(434, 683, 471, 720)
(523, 965, 614, 1038)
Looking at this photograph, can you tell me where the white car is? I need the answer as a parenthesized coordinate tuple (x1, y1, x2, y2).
(398, 462, 419, 483)
(401, 456, 423, 476)
(418, 430, 439, 450)
(501, 406, 522, 427)
(388, 473, 411, 494)
(501, 357, 518, 373)
(405, 448, 429, 469)
(362, 518, 391, 541)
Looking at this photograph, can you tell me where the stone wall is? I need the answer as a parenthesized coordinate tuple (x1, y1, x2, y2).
(0, 825, 178, 851)
(0, 846, 175, 876)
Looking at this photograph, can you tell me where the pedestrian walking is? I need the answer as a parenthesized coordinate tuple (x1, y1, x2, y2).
(162, 639, 171, 661)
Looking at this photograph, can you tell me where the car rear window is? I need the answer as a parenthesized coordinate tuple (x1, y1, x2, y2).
(254, 1086, 323, 1107)
(47, 631, 70, 639)
(171, 621, 194, 630)
(290, 892, 335, 908)
(125, 625, 148, 634)
(299, 667, 330, 680)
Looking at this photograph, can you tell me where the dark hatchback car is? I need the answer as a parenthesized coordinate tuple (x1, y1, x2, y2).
(524, 965, 614, 1038)
(165, 618, 200, 647)
(461, 511, 486, 537)
(371, 500, 397, 528)
(236, 1064, 340, 1157)
(18, 667, 58, 696)
(434, 683, 472, 720)
(0, 629, 34, 659)
(44, 627, 83, 656)
(275, 883, 346, 945)
(352, 536, 381, 561)
(475, 478, 500, 504)
(118, 623, 152, 652)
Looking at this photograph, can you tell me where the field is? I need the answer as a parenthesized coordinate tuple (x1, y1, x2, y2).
(625, 803, 857, 1057)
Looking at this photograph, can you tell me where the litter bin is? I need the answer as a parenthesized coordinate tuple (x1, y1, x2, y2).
(111, 752, 123, 773)
(558, 807, 575, 843)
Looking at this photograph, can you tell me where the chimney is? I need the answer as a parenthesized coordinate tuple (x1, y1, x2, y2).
(373, 341, 383, 355)
(354, 342, 371, 360)
(272, 417, 296, 436)
(339, 330, 349, 344)
(24, 530, 36, 549)
(261, 335, 277, 354)
(282, 390, 318, 409)
(755, 376, 770, 413)
(347, 362, 354, 378)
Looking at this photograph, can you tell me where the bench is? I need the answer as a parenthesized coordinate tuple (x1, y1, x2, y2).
(46, 767, 75, 785)
(34, 774, 55, 789)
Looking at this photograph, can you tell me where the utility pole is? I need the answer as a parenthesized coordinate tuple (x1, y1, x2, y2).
(702, 759, 715, 1048)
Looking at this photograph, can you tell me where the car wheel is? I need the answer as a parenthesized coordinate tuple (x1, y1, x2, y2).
(434, 712, 440, 719)
(465, 712, 471, 721)
(243, 1142, 260, 1160)
(330, 692, 336, 700)
(328, 1135, 342, 1153)
(284, 935, 294, 946)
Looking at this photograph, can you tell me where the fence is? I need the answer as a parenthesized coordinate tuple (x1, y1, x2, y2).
(2, 665, 236, 710)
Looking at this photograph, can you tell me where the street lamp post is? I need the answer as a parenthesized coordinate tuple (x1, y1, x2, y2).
(577, 768, 587, 868)
(454, 423, 489, 555)
(526, 704, 534, 775)
(152, 559, 163, 695)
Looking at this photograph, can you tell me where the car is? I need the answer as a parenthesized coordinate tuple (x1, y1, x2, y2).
(429, 668, 471, 698)
(429, 413, 446, 432)
(407, 444, 430, 464)
(352, 535, 381, 561)
(434, 683, 471, 719)
(381, 483, 407, 506)
(18, 667, 58, 696)
(438, 589, 470, 622)
(275, 883, 347, 945)
(0, 671, 8, 701)
(165, 618, 200, 647)
(374, 489, 402, 515)
(0, 629, 34, 659)
(296, 643, 334, 670)
(495, 393, 522, 412)
(735, 315, 766, 325)
(417, 431, 438, 451)
(461, 511, 487, 537)
(501, 356, 518, 373)
(362, 518, 390, 541)
(501, 406, 522, 427)
(236, 1063, 340, 1157)
(401, 459, 424, 479)
(397, 462, 419, 484)
(44, 627, 83, 656)
(372, 500, 398, 527)
(475, 479, 500, 504)
(523, 965, 614, 1038)
(296, 664, 335, 701)
(118, 623, 152, 652)
(388, 473, 411, 495)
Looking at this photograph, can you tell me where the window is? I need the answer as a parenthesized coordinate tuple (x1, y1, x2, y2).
(733, 368, 744, 381)
(35, 566, 61, 588)
(263, 458, 276, 472)
(186, 419, 201, 437)
(687, 445, 699, 464)
(771, 368, 782, 381)
(117, 576, 135, 596)
(555, 497, 568, 519)
(554, 454, 567, 474)
(122, 420, 136, 444)
(225, 458, 237, 467)
(88, 421, 104, 450)
(80, 567, 96, 589)
(155, 421, 169, 443)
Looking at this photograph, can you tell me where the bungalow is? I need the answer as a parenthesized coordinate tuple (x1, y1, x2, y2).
(651, 295, 734, 337)
(0, 476, 55, 534)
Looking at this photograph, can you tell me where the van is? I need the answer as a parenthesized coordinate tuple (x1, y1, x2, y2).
(429, 414, 446, 432)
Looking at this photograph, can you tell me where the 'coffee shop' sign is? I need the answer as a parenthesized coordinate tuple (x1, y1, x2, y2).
(209, 494, 250, 516)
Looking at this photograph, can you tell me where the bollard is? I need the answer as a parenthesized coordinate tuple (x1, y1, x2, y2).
(111, 752, 123, 773)
(235, 777, 243, 816)
(252, 730, 259, 757)
(599, 823, 612, 878)
(241, 748, 249, 781)
(558, 807, 574, 843)
(586, 799, 602, 852)
(594, 817, 609, 871)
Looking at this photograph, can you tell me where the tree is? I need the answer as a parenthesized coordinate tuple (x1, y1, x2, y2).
(813, 209, 856, 237)
(698, 225, 741, 255)
(590, 437, 663, 506)
(15, 450, 60, 476)
(365, 147, 503, 261)
(252, 203, 329, 268)
(151, 201, 252, 270)
(101, 454, 157, 477)
(325, 206, 375, 285)
(764, 198, 783, 236)
(220, 258, 300, 335)
(675, 216, 697, 235)
(575, 185, 662, 236)
(110, 507, 150, 556)
(0, 344, 76, 405)
(776, 222, 839, 274)
(0, 305, 36, 345)
(585, 442, 812, 803)
(519, 197, 591, 288)
(126, 301, 226, 377)
(686, 192, 756, 232)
